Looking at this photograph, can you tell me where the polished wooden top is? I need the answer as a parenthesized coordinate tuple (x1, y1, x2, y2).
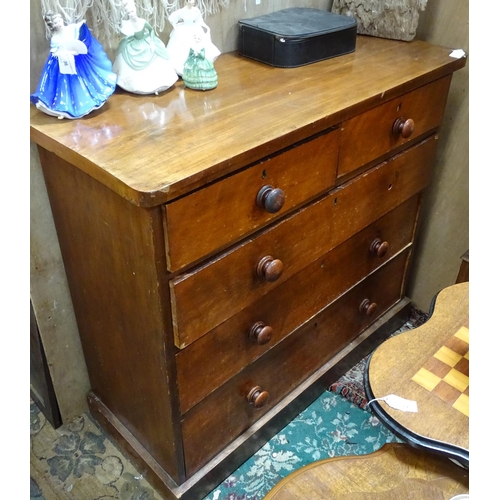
(366, 282, 469, 463)
(264, 443, 468, 499)
(30, 36, 466, 207)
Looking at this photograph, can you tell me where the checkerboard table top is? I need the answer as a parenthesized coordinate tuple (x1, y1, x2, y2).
(366, 282, 469, 459)
(412, 323, 469, 417)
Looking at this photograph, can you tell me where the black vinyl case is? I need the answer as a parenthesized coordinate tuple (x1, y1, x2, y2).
(238, 8, 357, 68)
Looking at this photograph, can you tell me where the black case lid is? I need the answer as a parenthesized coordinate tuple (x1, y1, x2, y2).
(238, 8, 357, 38)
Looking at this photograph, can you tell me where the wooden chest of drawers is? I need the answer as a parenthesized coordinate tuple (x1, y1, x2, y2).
(30, 36, 466, 499)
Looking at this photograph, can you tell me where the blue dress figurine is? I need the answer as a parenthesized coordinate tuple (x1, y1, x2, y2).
(30, 12, 117, 119)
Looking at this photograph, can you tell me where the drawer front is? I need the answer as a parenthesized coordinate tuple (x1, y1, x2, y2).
(181, 251, 410, 477)
(176, 195, 420, 414)
(338, 75, 451, 178)
(164, 128, 339, 271)
(171, 136, 437, 349)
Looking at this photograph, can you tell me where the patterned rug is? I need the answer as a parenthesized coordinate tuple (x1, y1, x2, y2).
(329, 307, 428, 410)
(31, 309, 426, 500)
(30, 393, 401, 500)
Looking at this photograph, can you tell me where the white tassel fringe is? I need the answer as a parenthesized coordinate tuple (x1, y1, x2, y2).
(39, 0, 230, 44)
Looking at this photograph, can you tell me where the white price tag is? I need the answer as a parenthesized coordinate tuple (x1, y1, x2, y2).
(57, 50, 77, 74)
(450, 49, 466, 59)
(368, 394, 418, 413)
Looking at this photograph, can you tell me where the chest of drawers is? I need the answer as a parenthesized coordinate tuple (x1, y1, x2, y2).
(30, 36, 466, 499)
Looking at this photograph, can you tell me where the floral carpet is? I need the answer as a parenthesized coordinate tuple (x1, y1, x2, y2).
(30, 310, 425, 500)
(30, 392, 401, 500)
(330, 307, 428, 410)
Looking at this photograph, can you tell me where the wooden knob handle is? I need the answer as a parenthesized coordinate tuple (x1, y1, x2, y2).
(256, 185, 285, 214)
(256, 256, 283, 282)
(359, 298, 378, 317)
(370, 238, 389, 258)
(247, 386, 269, 409)
(249, 321, 273, 345)
(392, 117, 415, 139)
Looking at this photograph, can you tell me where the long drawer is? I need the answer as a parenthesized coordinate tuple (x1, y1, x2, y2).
(170, 136, 437, 349)
(164, 128, 340, 271)
(176, 195, 420, 414)
(181, 251, 410, 477)
(338, 75, 451, 178)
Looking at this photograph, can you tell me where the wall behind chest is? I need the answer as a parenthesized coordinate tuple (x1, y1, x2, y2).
(408, 0, 469, 310)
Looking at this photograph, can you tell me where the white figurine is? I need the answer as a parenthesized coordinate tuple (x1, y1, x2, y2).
(165, 0, 221, 76)
(113, 0, 178, 95)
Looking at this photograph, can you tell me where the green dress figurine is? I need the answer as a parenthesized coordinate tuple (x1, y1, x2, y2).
(182, 47, 218, 91)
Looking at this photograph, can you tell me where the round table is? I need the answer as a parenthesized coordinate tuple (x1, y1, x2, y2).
(264, 443, 468, 499)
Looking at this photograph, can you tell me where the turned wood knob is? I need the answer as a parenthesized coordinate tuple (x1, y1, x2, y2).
(249, 321, 273, 345)
(359, 298, 378, 317)
(392, 117, 415, 139)
(247, 386, 269, 409)
(370, 238, 390, 258)
(256, 256, 283, 282)
(256, 185, 285, 214)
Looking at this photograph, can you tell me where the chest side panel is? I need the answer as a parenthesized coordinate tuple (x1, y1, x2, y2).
(38, 148, 185, 484)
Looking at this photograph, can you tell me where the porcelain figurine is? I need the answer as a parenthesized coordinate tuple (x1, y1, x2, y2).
(30, 12, 117, 120)
(165, 0, 220, 76)
(182, 29, 218, 90)
(113, 0, 178, 95)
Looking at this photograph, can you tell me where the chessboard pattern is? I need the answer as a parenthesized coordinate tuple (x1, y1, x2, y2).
(411, 322, 469, 417)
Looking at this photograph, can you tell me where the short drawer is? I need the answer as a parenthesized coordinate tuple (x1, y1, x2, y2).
(170, 136, 437, 349)
(181, 250, 410, 477)
(176, 195, 420, 414)
(164, 128, 339, 271)
(338, 75, 451, 178)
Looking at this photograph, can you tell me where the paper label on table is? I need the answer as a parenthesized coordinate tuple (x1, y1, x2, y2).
(449, 49, 466, 59)
(368, 394, 418, 412)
